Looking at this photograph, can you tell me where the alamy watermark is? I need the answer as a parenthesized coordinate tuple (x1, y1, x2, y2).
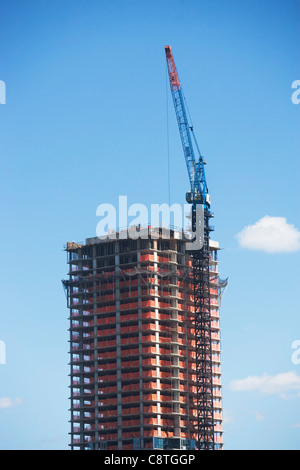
(291, 340, 300, 365)
(0, 80, 6, 104)
(291, 80, 300, 105)
(0, 340, 6, 365)
(96, 196, 205, 250)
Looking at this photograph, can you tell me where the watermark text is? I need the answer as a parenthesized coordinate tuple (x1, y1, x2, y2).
(0, 80, 6, 104)
(292, 340, 300, 365)
(0, 340, 6, 365)
(96, 196, 205, 250)
(291, 80, 300, 105)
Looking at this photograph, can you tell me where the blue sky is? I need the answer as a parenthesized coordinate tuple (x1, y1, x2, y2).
(0, 0, 299, 450)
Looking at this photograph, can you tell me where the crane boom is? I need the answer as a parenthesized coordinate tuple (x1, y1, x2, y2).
(165, 45, 215, 451)
(165, 45, 210, 209)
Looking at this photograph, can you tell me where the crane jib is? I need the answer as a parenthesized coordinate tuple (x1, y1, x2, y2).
(165, 45, 209, 208)
(171, 82, 197, 192)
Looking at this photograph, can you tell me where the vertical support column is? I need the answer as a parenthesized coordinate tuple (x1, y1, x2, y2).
(92, 246, 99, 449)
(153, 240, 161, 437)
(68, 253, 74, 450)
(137, 239, 144, 449)
(71, 248, 84, 449)
(69, 252, 76, 450)
(78, 250, 84, 448)
(182, 244, 192, 439)
(170, 241, 180, 437)
(115, 243, 122, 449)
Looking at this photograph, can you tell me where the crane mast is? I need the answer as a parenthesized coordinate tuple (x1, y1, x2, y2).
(165, 45, 215, 450)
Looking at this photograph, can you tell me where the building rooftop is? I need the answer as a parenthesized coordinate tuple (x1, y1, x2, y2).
(66, 225, 220, 250)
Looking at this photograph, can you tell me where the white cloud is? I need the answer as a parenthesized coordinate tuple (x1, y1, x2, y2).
(0, 397, 22, 409)
(236, 216, 300, 253)
(230, 371, 300, 398)
(290, 423, 300, 429)
(253, 411, 266, 422)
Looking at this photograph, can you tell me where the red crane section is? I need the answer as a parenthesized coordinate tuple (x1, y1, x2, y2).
(165, 45, 181, 90)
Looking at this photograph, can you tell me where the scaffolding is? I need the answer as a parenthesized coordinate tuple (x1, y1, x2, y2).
(192, 209, 215, 450)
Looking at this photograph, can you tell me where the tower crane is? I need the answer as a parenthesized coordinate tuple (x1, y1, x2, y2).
(165, 45, 215, 451)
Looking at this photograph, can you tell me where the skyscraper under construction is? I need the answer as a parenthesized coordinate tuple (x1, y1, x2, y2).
(63, 227, 225, 450)
(63, 45, 227, 451)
